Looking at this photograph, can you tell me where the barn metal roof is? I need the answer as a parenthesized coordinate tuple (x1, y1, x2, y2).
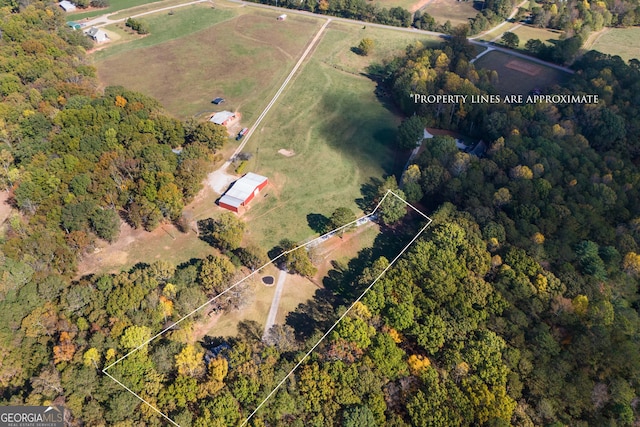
(220, 173, 268, 207)
(209, 111, 235, 125)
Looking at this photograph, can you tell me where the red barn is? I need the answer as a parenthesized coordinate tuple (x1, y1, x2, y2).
(219, 173, 268, 213)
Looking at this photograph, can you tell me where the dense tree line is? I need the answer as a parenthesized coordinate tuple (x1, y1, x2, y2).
(377, 37, 640, 425)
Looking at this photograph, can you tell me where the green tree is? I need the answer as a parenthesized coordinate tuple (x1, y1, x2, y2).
(277, 239, 317, 277)
(330, 207, 356, 235)
(234, 244, 268, 270)
(368, 333, 407, 380)
(398, 116, 424, 149)
(175, 344, 205, 377)
(199, 254, 235, 295)
(120, 326, 152, 353)
(208, 212, 246, 251)
(90, 208, 120, 242)
(501, 32, 520, 48)
(343, 405, 377, 427)
(357, 38, 374, 56)
(379, 189, 407, 225)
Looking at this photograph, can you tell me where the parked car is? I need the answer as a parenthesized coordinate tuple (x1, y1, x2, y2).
(236, 127, 249, 140)
(212, 97, 225, 104)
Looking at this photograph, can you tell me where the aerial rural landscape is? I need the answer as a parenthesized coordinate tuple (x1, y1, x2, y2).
(0, 0, 639, 425)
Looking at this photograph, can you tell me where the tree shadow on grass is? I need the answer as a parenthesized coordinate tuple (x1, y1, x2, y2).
(356, 177, 383, 211)
(285, 288, 338, 341)
(196, 218, 216, 247)
(307, 213, 331, 234)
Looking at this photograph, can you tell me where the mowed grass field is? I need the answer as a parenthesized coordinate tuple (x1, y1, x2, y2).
(319, 22, 441, 74)
(591, 27, 640, 62)
(477, 23, 561, 45)
(239, 22, 440, 248)
(67, 0, 164, 20)
(511, 24, 562, 47)
(96, 6, 323, 120)
(474, 50, 568, 95)
(420, 0, 480, 27)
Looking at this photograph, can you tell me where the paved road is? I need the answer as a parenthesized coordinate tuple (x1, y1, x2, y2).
(263, 269, 289, 338)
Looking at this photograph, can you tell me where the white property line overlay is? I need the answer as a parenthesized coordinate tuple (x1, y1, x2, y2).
(102, 190, 432, 427)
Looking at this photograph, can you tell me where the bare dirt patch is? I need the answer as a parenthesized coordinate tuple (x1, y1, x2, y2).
(277, 148, 295, 157)
(0, 192, 12, 225)
(505, 59, 542, 76)
(311, 221, 379, 282)
(76, 219, 213, 278)
(206, 162, 237, 194)
(192, 312, 223, 343)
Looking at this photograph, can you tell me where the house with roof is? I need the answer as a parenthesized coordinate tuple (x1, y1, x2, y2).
(84, 27, 109, 43)
(59, 1, 77, 12)
(218, 173, 268, 213)
(67, 21, 82, 30)
(209, 111, 236, 126)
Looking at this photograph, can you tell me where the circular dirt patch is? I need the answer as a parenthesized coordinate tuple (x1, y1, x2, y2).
(262, 276, 275, 286)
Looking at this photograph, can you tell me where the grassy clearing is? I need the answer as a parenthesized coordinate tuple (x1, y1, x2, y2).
(77, 222, 215, 277)
(317, 22, 442, 74)
(234, 22, 435, 249)
(311, 221, 380, 281)
(96, 8, 322, 120)
(108, 0, 203, 20)
(476, 21, 519, 42)
(240, 66, 397, 248)
(206, 265, 278, 338)
(67, 0, 164, 20)
(421, 0, 480, 27)
(93, 4, 238, 60)
(474, 49, 568, 95)
(591, 27, 640, 62)
(511, 24, 562, 46)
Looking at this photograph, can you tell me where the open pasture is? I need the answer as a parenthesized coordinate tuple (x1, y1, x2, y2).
(591, 27, 640, 62)
(96, 6, 322, 120)
(419, 0, 480, 27)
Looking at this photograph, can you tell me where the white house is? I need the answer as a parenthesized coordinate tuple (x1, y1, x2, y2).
(84, 27, 109, 43)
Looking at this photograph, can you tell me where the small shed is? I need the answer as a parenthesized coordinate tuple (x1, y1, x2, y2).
(67, 21, 82, 30)
(209, 111, 236, 126)
(219, 173, 268, 213)
(277, 14, 287, 20)
(59, 1, 77, 11)
(84, 27, 109, 43)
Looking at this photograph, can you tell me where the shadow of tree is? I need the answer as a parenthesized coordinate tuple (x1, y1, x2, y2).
(307, 213, 331, 234)
(356, 177, 383, 211)
(196, 218, 216, 247)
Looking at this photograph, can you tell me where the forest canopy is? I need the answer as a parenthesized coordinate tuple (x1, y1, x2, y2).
(0, 1, 639, 426)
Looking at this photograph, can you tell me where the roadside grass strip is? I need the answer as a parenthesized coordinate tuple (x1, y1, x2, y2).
(103, 190, 432, 426)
